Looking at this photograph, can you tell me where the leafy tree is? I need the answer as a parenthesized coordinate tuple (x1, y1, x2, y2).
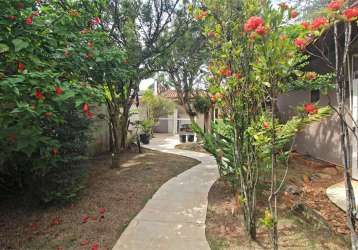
(141, 89, 175, 124)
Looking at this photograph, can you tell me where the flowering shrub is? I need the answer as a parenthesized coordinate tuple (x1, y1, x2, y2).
(0, 0, 103, 203)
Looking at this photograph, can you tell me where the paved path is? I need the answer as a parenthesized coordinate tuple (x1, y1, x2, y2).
(113, 134, 219, 250)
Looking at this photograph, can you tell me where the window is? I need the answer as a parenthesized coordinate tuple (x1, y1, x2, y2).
(310, 89, 320, 102)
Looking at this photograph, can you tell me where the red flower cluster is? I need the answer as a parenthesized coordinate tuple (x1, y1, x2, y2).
(327, 0, 343, 11)
(311, 17, 328, 30)
(35, 90, 45, 100)
(343, 8, 358, 20)
(304, 103, 317, 114)
(294, 38, 307, 49)
(262, 122, 269, 129)
(301, 21, 309, 30)
(55, 87, 63, 95)
(255, 25, 267, 36)
(244, 16, 265, 33)
(219, 68, 232, 76)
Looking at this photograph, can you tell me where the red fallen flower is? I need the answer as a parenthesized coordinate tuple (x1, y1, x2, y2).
(294, 38, 307, 49)
(99, 207, 106, 214)
(35, 90, 45, 100)
(301, 21, 310, 30)
(91, 243, 99, 250)
(343, 8, 358, 21)
(55, 87, 63, 95)
(327, 0, 343, 11)
(218, 68, 232, 76)
(255, 25, 266, 36)
(290, 10, 298, 19)
(263, 122, 269, 129)
(87, 41, 94, 48)
(50, 216, 61, 226)
(80, 239, 90, 246)
(82, 214, 90, 223)
(6, 16, 17, 21)
(83, 103, 89, 112)
(18, 63, 24, 72)
(52, 148, 58, 156)
(304, 103, 317, 113)
(87, 111, 94, 120)
(234, 73, 241, 79)
(244, 16, 264, 32)
(25, 16, 33, 25)
(311, 17, 328, 30)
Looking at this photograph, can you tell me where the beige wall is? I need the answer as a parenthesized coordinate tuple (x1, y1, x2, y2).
(278, 90, 342, 166)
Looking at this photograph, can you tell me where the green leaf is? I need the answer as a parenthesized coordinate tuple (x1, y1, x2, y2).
(0, 43, 9, 53)
(12, 38, 29, 52)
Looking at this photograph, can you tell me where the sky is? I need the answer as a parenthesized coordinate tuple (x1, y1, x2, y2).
(140, 78, 155, 90)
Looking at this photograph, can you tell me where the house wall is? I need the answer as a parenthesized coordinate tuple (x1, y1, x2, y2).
(278, 90, 343, 166)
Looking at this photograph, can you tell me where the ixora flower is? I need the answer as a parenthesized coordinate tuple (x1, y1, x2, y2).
(255, 25, 267, 36)
(343, 8, 358, 21)
(311, 17, 328, 30)
(18, 63, 24, 72)
(35, 90, 45, 100)
(25, 16, 33, 25)
(327, 0, 343, 11)
(55, 87, 63, 95)
(301, 21, 310, 30)
(244, 16, 264, 32)
(294, 38, 307, 49)
(304, 103, 317, 113)
(219, 68, 232, 76)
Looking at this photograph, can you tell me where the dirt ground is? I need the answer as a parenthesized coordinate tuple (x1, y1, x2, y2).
(0, 149, 199, 250)
(206, 155, 351, 250)
(175, 142, 207, 153)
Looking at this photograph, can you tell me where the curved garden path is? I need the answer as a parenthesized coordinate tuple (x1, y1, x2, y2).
(113, 134, 219, 250)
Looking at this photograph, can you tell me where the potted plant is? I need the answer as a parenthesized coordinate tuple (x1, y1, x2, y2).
(140, 119, 154, 144)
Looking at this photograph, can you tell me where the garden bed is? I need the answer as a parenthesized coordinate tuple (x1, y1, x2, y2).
(205, 155, 350, 249)
(0, 149, 199, 250)
(174, 142, 207, 153)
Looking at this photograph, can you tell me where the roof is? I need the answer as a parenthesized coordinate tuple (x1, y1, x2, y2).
(161, 90, 178, 99)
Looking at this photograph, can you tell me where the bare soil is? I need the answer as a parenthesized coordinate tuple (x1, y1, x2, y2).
(0, 149, 199, 250)
(206, 155, 350, 250)
(175, 142, 207, 153)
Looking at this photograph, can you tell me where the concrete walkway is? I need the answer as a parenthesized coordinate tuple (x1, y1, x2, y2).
(326, 180, 358, 216)
(113, 134, 219, 250)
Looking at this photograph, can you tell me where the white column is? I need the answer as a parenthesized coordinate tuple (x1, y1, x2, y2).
(173, 108, 178, 135)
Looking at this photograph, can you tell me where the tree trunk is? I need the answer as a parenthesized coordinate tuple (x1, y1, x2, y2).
(109, 110, 121, 169)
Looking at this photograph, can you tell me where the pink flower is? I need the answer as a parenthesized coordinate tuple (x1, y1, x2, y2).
(244, 16, 264, 32)
(311, 17, 328, 30)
